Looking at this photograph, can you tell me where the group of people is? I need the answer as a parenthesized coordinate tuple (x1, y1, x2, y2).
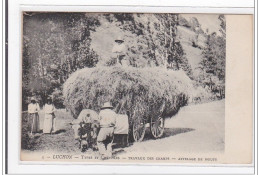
(72, 102, 126, 160)
(27, 96, 56, 135)
(26, 36, 129, 159)
(27, 97, 128, 160)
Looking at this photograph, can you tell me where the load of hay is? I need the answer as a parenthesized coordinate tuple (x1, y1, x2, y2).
(63, 66, 192, 125)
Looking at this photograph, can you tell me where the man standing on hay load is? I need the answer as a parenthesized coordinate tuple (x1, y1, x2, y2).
(111, 36, 128, 66)
(97, 102, 117, 160)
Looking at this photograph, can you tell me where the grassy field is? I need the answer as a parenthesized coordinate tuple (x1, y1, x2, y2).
(22, 109, 82, 154)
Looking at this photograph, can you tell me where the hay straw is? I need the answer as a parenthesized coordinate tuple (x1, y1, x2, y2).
(63, 66, 191, 125)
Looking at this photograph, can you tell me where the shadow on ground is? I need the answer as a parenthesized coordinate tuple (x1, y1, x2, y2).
(112, 127, 195, 157)
(143, 127, 195, 141)
(117, 127, 195, 148)
(162, 128, 195, 138)
(53, 129, 66, 134)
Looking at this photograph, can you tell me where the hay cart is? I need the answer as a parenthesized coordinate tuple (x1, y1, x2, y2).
(113, 112, 165, 144)
(63, 66, 189, 144)
(130, 115, 165, 142)
(130, 94, 186, 142)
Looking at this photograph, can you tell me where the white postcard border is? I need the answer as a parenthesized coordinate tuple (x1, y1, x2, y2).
(6, 0, 255, 174)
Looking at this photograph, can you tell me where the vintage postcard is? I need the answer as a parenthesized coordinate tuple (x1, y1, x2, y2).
(20, 13, 253, 164)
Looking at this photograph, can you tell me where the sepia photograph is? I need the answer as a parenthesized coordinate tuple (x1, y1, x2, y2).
(21, 12, 227, 162)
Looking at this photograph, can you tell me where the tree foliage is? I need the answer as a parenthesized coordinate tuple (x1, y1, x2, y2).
(198, 15, 226, 97)
(22, 13, 100, 109)
(22, 13, 225, 109)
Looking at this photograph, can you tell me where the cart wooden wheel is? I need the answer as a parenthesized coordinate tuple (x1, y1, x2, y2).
(132, 118, 146, 142)
(150, 116, 165, 139)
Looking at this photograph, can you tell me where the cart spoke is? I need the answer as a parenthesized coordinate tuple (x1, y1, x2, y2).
(152, 129, 156, 136)
(157, 127, 160, 136)
(150, 116, 165, 138)
(132, 119, 146, 142)
(136, 130, 140, 140)
(136, 131, 139, 140)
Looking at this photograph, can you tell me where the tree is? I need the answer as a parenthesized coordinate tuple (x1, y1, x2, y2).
(22, 13, 100, 109)
(22, 12, 199, 109)
(198, 15, 226, 97)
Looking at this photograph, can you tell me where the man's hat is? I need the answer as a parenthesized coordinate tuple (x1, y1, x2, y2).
(115, 36, 124, 42)
(101, 102, 113, 109)
(31, 97, 36, 101)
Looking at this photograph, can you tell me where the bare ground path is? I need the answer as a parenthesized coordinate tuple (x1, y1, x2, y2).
(22, 100, 224, 155)
(120, 100, 224, 156)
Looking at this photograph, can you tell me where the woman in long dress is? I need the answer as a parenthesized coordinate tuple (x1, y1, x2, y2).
(43, 97, 56, 134)
(28, 97, 40, 134)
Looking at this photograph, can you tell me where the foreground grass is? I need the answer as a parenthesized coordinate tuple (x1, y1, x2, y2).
(22, 109, 82, 153)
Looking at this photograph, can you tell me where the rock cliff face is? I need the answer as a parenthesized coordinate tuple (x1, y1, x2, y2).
(177, 26, 205, 69)
(176, 14, 225, 84)
(176, 15, 207, 77)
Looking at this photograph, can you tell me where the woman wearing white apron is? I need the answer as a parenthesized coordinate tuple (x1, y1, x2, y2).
(28, 97, 41, 134)
(43, 97, 56, 134)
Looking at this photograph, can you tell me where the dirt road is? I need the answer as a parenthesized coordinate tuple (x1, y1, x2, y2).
(120, 100, 225, 156)
(22, 100, 224, 155)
